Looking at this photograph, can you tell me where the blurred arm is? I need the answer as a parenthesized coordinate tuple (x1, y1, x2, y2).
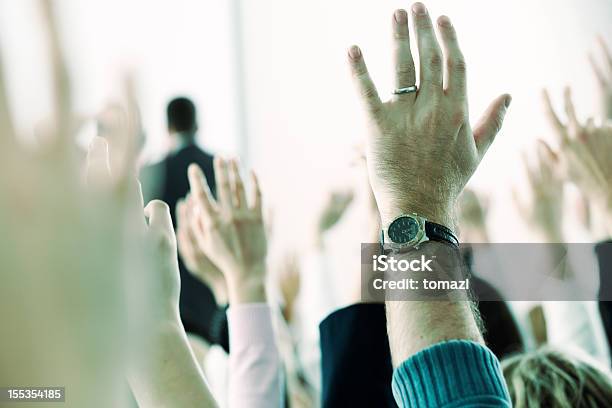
(129, 319, 218, 408)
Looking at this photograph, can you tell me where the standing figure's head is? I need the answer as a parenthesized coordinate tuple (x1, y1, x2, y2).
(167, 97, 198, 142)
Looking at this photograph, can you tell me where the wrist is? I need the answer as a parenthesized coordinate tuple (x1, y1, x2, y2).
(379, 199, 456, 231)
(227, 265, 267, 304)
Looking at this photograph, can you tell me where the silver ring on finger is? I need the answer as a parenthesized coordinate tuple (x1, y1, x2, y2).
(393, 85, 418, 95)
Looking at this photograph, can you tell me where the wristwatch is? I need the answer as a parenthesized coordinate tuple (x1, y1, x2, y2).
(381, 213, 459, 250)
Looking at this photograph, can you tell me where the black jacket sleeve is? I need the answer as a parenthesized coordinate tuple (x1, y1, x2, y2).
(319, 303, 397, 408)
(595, 241, 612, 366)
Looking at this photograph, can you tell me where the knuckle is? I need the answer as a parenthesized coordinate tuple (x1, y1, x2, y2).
(428, 53, 443, 70)
(361, 85, 378, 100)
(450, 57, 467, 74)
(417, 18, 433, 30)
(396, 62, 414, 76)
(394, 31, 410, 41)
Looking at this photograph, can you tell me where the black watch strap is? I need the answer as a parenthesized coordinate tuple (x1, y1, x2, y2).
(425, 221, 459, 248)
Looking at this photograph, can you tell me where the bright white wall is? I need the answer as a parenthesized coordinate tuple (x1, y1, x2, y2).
(0, 0, 610, 243)
(0, 0, 240, 159)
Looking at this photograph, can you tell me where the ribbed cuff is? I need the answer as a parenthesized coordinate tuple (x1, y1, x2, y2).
(392, 340, 511, 408)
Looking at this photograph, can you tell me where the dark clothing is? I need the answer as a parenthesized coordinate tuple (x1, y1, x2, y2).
(140, 144, 229, 351)
(595, 241, 612, 366)
(319, 281, 522, 407)
(319, 303, 397, 408)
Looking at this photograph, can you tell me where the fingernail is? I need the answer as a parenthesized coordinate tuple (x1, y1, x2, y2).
(438, 15, 451, 27)
(412, 2, 428, 16)
(348, 45, 362, 60)
(394, 9, 408, 24)
(505, 95, 512, 108)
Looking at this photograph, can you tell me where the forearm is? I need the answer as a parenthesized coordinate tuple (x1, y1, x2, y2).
(128, 318, 218, 408)
(386, 298, 482, 366)
(380, 206, 482, 364)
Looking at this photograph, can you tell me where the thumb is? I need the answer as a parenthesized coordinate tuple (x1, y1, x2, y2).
(473, 94, 512, 158)
(144, 200, 174, 236)
(86, 136, 111, 186)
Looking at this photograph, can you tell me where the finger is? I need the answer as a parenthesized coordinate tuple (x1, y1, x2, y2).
(411, 2, 443, 96)
(540, 139, 567, 181)
(348, 45, 384, 119)
(521, 151, 538, 186)
(541, 89, 568, 143)
(597, 35, 612, 72)
(86, 136, 112, 187)
(392, 9, 416, 92)
(511, 186, 528, 217)
(188, 163, 217, 218)
(0, 49, 15, 144)
(214, 157, 233, 211)
(437, 15, 466, 98)
(178, 199, 202, 249)
(537, 140, 559, 166)
(563, 87, 580, 131)
(144, 200, 174, 236)
(589, 53, 606, 87)
(229, 159, 247, 209)
(473, 94, 512, 157)
(40, 0, 72, 144)
(586, 117, 596, 132)
(249, 171, 263, 214)
(176, 199, 187, 229)
(116, 75, 141, 186)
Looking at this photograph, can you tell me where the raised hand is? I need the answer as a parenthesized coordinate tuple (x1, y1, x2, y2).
(457, 189, 490, 243)
(276, 251, 301, 323)
(512, 143, 565, 241)
(188, 158, 267, 304)
(348, 4, 511, 228)
(176, 195, 228, 305)
(542, 89, 612, 220)
(589, 36, 612, 120)
(318, 190, 354, 234)
(0, 2, 149, 405)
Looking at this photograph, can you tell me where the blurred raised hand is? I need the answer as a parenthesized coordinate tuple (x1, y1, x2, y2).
(512, 142, 565, 242)
(276, 251, 301, 323)
(176, 195, 228, 305)
(589, 36, 612, 121)
(0, 2, 146, 406)
(314, 189, 354, 248)
(187, 158, 267, 304)
(457, 189, 490, 243)
(542, 88, 612, 234)
(348, 4, 511, 228)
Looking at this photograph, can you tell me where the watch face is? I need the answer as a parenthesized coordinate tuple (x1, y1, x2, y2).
(388, 216, 420, 244)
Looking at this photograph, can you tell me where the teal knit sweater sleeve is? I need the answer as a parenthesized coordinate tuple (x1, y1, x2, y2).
(391, 340, 511, 408)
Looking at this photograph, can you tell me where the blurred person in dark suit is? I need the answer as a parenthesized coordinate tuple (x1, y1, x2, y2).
(140, 97, 228, 351)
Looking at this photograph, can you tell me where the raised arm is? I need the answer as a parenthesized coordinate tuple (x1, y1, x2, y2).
(126, 197, 218, 408)
(188, 159, 282, 408)
(348, 3, 511, 407)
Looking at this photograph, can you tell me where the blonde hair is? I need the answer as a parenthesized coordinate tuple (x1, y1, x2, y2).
(502, 347, 612, 408)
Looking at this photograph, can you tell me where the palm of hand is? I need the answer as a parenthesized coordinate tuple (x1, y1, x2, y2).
(209, 209, 267, 276)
